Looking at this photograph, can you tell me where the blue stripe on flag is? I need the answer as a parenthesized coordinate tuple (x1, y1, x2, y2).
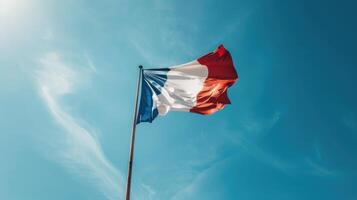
(136, 69, 169, 124)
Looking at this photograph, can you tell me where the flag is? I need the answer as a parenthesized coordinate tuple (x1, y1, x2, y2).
(136, 45, 238, 124)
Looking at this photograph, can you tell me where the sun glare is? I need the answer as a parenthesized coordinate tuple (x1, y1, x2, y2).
(0, 0, 20, 17)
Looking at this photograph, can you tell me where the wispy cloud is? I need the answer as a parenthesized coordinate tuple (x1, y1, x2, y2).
(169, 111, 284, 199)
(36, 52, 123, 200)
(170, 157, 229, 200)
(141, 183, 156, 200)
(241, 111, 281, 138)
(84, 52, 97, 73)
(305, 158, 336, 177)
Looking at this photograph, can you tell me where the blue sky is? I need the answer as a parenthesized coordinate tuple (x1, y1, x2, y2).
(1, 0, 357, 199)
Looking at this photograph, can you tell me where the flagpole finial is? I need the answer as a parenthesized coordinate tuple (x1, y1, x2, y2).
(139, 65, 143, 69)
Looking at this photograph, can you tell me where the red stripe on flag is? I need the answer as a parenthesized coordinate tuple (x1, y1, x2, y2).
(190, 45, 238, 115)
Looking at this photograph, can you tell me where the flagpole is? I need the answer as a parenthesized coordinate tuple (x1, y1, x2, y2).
(125, 65, 143, 200)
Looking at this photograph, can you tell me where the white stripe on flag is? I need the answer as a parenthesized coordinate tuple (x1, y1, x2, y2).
(154, 60, 208, 115)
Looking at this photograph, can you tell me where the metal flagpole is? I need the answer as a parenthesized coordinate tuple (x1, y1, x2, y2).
(125, 65, 143, 200)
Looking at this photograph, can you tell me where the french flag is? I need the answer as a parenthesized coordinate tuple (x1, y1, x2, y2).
(137, 45, 238, 124)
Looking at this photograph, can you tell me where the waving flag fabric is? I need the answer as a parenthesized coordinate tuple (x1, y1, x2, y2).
(136, 45, 238, 124)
